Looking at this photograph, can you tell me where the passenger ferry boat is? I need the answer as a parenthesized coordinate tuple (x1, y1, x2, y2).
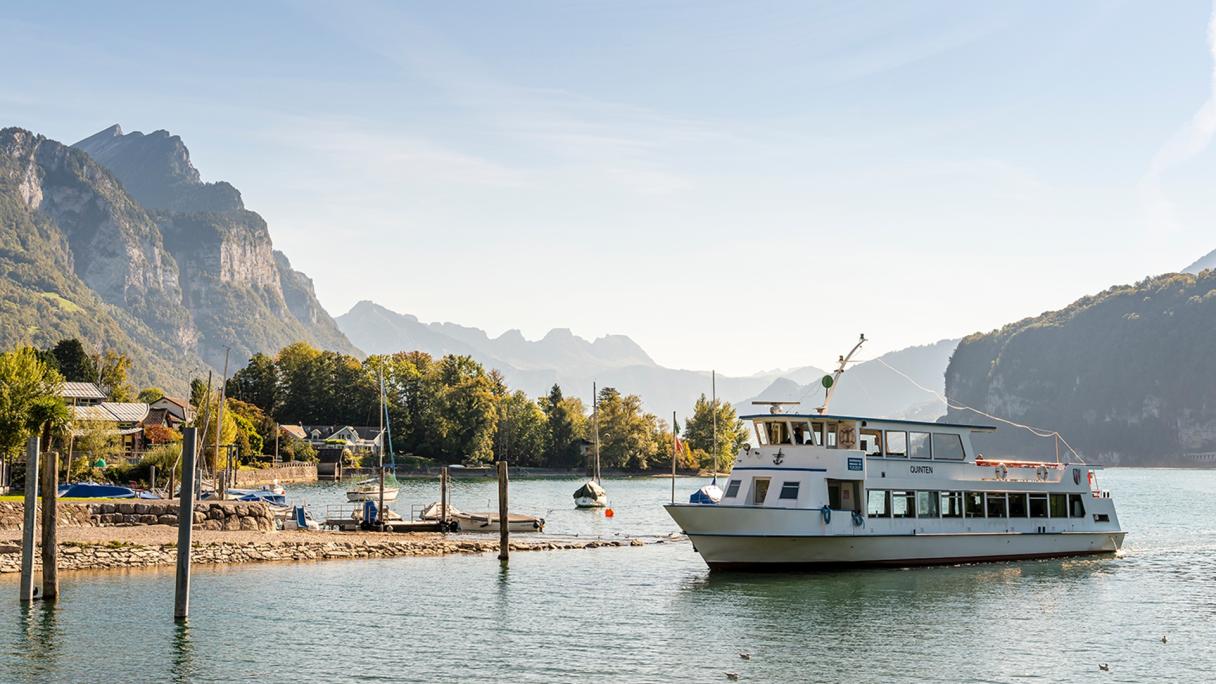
(664, 338, 1126, 570)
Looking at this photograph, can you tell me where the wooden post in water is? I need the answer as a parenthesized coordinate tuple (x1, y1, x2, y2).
(497, 461, 509, 562)
(19, 437, 39, 602)
(440, 466, 449, 529)
(150, 465, 157, 493)
(175, 427, 197, 621)
(40, 448, 59, 600)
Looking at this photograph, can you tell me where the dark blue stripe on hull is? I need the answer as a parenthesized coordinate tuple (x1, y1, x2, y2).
(705, 549, 1116, 572)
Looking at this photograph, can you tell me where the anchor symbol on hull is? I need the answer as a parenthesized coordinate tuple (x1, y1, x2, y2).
(773, 448, 784, 465)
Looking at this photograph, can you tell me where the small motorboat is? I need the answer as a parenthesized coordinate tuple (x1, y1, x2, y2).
(450, 510, 545, 533)
(58, 482, 137, 498)
(226, 482, 286, 499)
(282, 505, 321, 531)
(573, 480, 608, 508)
(346, 478, 400, 502)
(689, 482, 723, 504)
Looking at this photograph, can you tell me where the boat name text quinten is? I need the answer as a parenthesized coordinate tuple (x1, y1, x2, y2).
(909, 465, 934, 475)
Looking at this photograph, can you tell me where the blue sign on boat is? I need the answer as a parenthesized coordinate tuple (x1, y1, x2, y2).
(847, 457, 863, 471)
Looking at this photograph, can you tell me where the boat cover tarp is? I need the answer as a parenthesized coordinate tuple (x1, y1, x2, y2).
(57, 483, 137, 499)
(689, 483, 724, 505)
(237, 491, 287, 506)
(573, 481, 606, 500)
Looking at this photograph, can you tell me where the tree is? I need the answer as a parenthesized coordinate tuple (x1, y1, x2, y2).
(138, 387, 165, 404)
(434, 355, 498, 463)
(47, 338, 97, 383)
(226, 352, 278, 414)
(73, 420, 122, 468)
(595, 386, 661, 470)
(0, 347, 67, 462)
(273, 342, 322, 423)
(190, 378, 209, 410)
(683, 393, 748, 472)
(226, 398, 273, 460)
(143, 424, 182, 445)
(97, 350, 133, 401)
(495, 390, 547, 465)
(540, 385, 586, 468)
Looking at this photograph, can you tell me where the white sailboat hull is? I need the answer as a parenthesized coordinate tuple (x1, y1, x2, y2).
(346, 487, 400, 502)
(574, 496, 607, 509)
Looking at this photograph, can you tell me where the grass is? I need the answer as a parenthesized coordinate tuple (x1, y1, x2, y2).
(38, 291, 83, 313)
(0, 495, 133, 502)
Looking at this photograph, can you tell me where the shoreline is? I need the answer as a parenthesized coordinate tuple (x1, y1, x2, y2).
(0, 525, 667, 575)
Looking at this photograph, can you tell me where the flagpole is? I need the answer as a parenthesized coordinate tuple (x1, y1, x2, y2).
(671, 410, 677, 504)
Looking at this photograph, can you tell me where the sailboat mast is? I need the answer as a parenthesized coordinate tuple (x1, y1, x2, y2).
(592, 382, 601, 483)
(711, 369, 718, 483)
(378, 368, 385, 469)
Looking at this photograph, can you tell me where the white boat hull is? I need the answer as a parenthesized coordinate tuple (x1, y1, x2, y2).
(667, 504, 1125, 570)
(346, 487, 400, 502)
(452, 513, 545, 533)
(574, 496, 607, 508)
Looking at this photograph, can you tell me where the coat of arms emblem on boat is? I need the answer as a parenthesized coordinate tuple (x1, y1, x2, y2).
(773, 448, 784, 465)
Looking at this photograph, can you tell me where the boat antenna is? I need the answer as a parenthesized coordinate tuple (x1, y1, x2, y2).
(817, 333, 866, 415)
(711, 369, 718, 485)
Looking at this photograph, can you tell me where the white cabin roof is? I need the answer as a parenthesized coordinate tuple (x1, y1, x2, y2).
(740, 413, 997, 433)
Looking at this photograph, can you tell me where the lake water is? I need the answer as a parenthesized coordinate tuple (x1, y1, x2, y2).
(1, 469, 1212, 682)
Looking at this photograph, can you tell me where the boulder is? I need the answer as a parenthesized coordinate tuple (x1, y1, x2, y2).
(238, 517, 258, 531)
(223, 517, 241, 531)
(158, 514, 178, 526)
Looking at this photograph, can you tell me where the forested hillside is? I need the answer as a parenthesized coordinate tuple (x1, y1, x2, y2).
(945, 272, 1216, 465)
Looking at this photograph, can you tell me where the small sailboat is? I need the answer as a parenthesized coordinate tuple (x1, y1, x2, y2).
(574, 382, 609, 508)
(346, 369, 401, 504)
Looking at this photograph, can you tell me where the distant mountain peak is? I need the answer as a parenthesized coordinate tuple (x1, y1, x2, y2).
(1183, 247, 1216, 275)
(73, 124, 242, 213)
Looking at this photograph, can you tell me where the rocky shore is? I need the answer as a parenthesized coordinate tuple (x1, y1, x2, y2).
(0, 525, 657, 574)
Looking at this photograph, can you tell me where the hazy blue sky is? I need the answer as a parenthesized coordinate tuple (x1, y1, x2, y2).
(4, 1, 1216, 374)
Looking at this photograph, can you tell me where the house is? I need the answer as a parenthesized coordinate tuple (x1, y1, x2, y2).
(71, 401, 151, 453)
(280, 424, 307, 441)
(59, 382, 106, 406)
(301, 425, 385, 454)
(150, 396, 195, 424)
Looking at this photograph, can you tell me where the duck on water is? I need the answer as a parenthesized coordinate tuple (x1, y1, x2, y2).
(664, 335, 1126, 570)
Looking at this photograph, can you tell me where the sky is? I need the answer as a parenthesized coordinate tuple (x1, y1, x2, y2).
(3, 1, 1216, 375)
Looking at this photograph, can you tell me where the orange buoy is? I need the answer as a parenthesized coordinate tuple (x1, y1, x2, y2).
(604, 508, 615, 518)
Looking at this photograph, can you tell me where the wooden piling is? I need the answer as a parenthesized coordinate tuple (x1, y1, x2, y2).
(377, 465, 386, 528)
(19, 437, 39, 602)
(40, 448, 59, 600)
(175, 427, 197, 621)
(440, 466, 449, 529)
(497, 461, 509, 562)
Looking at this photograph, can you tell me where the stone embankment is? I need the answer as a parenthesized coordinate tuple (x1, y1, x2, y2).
(0, 500, 274, 532)
(0, 528, 654, 573)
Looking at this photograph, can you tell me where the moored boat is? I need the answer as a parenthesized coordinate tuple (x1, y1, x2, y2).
(346, 478, 400, 502)
(665, 337, 1126, 570)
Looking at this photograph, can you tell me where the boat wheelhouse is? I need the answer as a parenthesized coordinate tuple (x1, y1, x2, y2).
(665, 412, 1126, 570)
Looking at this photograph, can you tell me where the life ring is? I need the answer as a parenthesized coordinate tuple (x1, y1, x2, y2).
(1036, 465, 1048, 481)
(851, 511, 865, 527)
(820, 505, 831, 525)
(994, 464, 1008, 480)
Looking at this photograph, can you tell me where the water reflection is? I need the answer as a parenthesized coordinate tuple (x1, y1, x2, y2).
(170, 620, 195, 684)
(11, 601, 61, 683)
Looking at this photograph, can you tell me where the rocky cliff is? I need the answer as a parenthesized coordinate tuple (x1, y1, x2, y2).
(0, 124, 359, 389)
(72, 124, 359, 368)
(944, 272, 1216, 465)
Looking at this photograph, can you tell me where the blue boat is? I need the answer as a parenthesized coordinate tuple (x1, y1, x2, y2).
(58, 483, 137, 498)
(689, 483, 723, 505)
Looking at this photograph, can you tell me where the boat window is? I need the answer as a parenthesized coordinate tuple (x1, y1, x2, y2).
(724, 480, 741, 498)
(965, 492, 985, 517)
(884, 431, 907, 457)
(860, 429, 882, 456)
(917, 490, 940, 518)
(909, 431, 931, 459)
(810, 422, 826, 446)
(1068, 494, 1086, 518)
(932, 433, 965, 461)
(825, 423, 838, 449)
(751, 478, 771, 505)
(765, 421, 792, 445)
(941, 492, 963, 518)
(1028, 494, 1049, 517)
(867, 490, 891, 517)
(779, 482, 800, 500)
(754, 423, 767, 445)
(985, 493, 1008, 518)
(827, 481, 842, 509)
(891, 491, 915, 518)
(790, 421, 812, 446)
(1008, 492, 1028, 517)
(1049, 493, 1068, 518)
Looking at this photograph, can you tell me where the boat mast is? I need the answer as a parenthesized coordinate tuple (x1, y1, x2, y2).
(711, 369, 718, 484)
(378, 367, 385, 470)
(592, 381, 601, 484)
(817, 333, 867, 415)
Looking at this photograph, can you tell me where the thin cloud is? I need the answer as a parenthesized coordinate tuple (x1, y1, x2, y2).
(1141, 0, 1216, 233)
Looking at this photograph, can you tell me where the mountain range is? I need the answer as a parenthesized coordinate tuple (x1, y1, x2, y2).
(0, 124, 357, 391)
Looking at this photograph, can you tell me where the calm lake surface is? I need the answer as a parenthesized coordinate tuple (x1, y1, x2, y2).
(2, 469, 1212, 682)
